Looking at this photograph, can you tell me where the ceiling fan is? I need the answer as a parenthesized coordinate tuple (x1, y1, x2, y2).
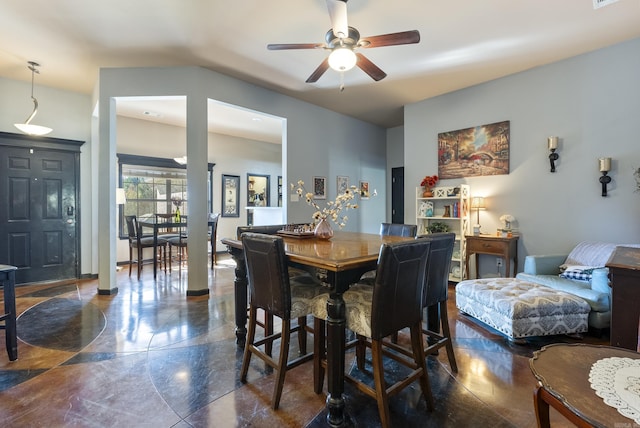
(267, 0, 420, 83)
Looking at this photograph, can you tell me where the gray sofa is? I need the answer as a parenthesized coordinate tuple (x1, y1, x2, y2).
(515, 241, 620, 330)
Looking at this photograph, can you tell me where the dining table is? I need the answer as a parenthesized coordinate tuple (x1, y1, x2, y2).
(222, 230, 413, 427)
(138, 217, 217, 279)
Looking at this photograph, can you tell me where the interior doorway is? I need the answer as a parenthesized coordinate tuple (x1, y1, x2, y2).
(391, 167, 405, 224)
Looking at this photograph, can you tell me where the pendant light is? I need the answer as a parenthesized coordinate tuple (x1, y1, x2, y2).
(14, 61, 52, 136)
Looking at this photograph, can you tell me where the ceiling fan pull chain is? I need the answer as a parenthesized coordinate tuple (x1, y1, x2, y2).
(339, 71, 345, 92)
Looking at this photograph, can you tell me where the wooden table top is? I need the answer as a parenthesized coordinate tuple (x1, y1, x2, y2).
(222, 231, 412, 272)
(530, 343, 640, 427)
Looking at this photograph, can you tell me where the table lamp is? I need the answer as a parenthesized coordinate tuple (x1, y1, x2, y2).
(471, 197, 485, 235)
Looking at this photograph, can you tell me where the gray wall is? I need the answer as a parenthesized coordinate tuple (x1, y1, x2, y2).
(404, 37, 640, 277)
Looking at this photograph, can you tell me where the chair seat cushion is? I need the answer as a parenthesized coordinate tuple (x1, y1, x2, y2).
(167, 236, 188, 246)
(311, 283, 374, 337)
(290, 275, 326, 319)
(136, 236, 167, 246)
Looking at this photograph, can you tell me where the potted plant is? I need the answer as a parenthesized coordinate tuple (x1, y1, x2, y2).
(427, 222, 450, 234)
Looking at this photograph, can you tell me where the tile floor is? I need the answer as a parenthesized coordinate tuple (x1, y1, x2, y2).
(0, 254, 610, 427)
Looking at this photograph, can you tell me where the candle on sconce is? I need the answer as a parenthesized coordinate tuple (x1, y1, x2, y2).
(599, 157, 611, 172)
(547, 136, 558, 150)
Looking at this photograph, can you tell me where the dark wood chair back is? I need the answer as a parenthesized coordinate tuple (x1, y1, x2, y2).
(379, 222, 417, 237)
(124, 215, 138, 241)
(241, 232, 292, 320)
(417, 232, 455, 307)
(370, 239, 431, 340)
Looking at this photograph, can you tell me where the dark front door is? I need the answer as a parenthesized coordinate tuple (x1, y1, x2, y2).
(391, 167, 405, 224)
(0, 133, 82, 284)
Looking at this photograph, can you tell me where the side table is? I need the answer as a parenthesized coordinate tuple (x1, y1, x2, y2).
(606, 246, 640, 350)
(465, 234, 519, 279)
(0, 265, 18, 361)
(530, 343, 639, 427)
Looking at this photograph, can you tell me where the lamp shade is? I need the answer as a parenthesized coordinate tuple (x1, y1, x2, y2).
(116, 188, 126, 205)
(14, 61, 52, 136)
(471, 197, 486, 209)
(14, 123, 52, 136)
(328, 48, 357, 71)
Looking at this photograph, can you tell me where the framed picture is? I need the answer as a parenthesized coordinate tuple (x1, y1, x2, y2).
(337, 176, 349, 194)
(438, 120, 510, 179)
(247, 173, 270, 207)
(313, 176, 326, 199)
(221, 174, 240, 217)
(359, 180, 370, 199)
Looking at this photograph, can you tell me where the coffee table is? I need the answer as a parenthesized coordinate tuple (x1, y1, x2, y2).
(530, 343, 640, 427)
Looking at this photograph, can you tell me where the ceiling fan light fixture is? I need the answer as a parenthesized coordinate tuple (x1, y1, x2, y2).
(14, 61, 52, 136)
(328, 47, 357, 71)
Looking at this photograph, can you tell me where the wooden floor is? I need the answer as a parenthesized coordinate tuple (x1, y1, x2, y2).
(0, 254, 611, 427)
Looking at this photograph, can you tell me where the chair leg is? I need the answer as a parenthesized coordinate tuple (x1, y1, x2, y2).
(265, 312, 274, 357)
(439, 303, 458, 373)
(371, 339, 391, 428)
(313, 317, 325, 394)
(272, 319, 291, 410)
(356, 334, 367, 371)
(128, 247, 133, 277)
(240, 306, 258, 383)
(411, 323, 434, 411)
(137, 246, 143, 279)
(297, 316, 308, 355)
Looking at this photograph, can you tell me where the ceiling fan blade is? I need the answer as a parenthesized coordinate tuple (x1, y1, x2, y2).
(360, 30, 420, 48)
(306, 58, 330, 83)
(326, 0, 348, 39)
(356, 53, 386, 81)
(267, 43, 324, 50)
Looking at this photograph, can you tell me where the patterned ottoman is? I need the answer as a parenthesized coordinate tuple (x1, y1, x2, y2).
(455, 278, 590, 340)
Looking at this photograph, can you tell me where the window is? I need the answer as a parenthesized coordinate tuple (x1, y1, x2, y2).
(118, 154, 214, 238)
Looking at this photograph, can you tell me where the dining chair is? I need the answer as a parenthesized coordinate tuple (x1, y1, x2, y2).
(154, 213, 181, 239)
(379, 222, 418, 237)
(239, 232, 325, 410)
(125, 215, 167, 279)
(312, 239, 434, 428)
(384, 233, 458, 373)
(208, 213, 220, 268)
(360, 222, 418, 282)
(167, 215, 188, 273)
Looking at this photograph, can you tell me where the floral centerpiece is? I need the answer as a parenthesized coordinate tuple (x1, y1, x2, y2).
(171, 196, 183, 222)
(421, 175, 439, 197)
(291, 180, 359, 239)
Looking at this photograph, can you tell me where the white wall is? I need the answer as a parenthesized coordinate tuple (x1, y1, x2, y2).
(0, 76, 94, 275)
(404, 37, 640, 277)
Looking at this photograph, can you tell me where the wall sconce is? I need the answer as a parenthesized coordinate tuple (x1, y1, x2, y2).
(548, 136, 559, 172)
(599, 157, 612, 197)
(470, 196, 486, 235)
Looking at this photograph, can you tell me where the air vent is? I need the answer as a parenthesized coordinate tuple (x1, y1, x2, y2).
(593, 0, 619, 9)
